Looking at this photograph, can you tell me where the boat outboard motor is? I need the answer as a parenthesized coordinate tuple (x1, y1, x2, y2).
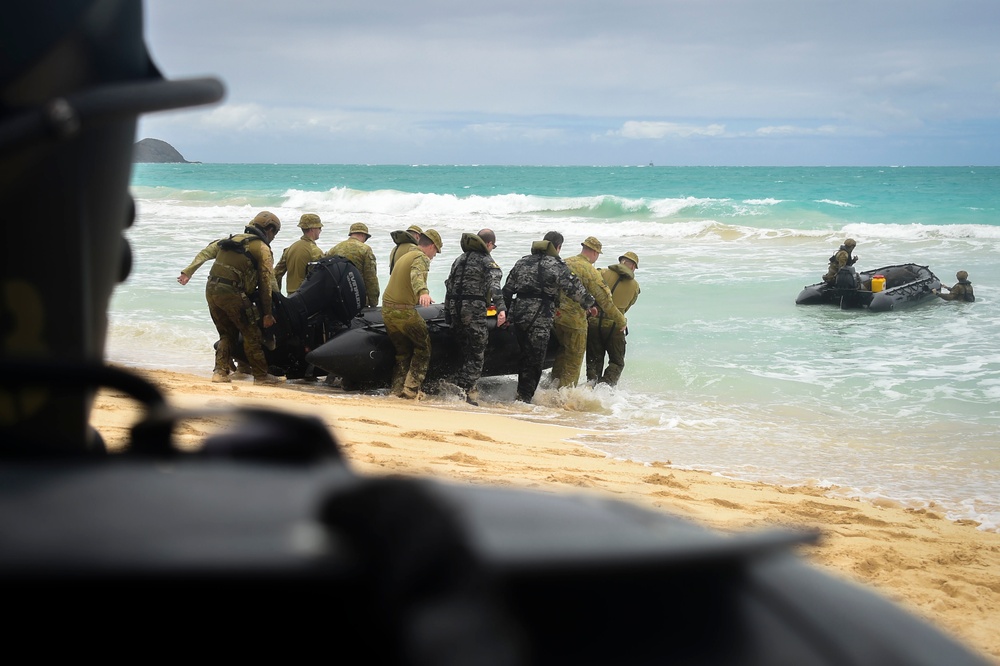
(0, 1, 223, 453)
(281, 255, 367, 332)
(835, 264, 860, 289)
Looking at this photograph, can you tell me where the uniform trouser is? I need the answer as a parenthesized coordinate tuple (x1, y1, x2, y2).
(206, 284, 269, 378)
(513, 319, 552, 401)
(383, 308, 431, 397)
(551, 321, 587, 388)
(586, 319, 626, 386)
(448, 301, 489, 392)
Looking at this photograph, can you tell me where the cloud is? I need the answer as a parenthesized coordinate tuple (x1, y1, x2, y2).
(611, 121, 727, 140)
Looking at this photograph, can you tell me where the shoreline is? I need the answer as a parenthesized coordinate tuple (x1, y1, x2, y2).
(93, 367, 1000, 662)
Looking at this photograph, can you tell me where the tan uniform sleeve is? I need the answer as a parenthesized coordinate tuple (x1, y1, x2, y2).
(583, 265, 626, 329)
(181, 240, 221, 277)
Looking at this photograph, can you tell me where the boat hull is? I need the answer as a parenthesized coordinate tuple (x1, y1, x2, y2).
(796, 264, 940, 312)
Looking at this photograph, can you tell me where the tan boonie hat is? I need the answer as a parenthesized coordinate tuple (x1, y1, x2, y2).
(619, 251, 639, 267)
(422, 229, 443, 252)
(407, 224, 423, 234)
(298, 213, 323, 229)
(582, 236, 603, 254)
(252, 210, 281, 232)
(349, 222, 371, 239)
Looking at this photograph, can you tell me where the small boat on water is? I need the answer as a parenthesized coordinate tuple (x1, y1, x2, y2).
(796, 263, 941, 312)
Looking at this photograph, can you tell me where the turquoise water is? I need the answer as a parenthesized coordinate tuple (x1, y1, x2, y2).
(114, 164, 1000, 530)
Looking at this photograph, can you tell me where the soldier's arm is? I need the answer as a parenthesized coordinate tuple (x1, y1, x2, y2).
(179, 240, 221, 280)
(366, 249, 381, 306)
(256, 245, 276, 318)
(487, 259, 506, 312)
(559, 265, 595, 310)
(410, 255, 431, 305)
(273, 248, 288, 290)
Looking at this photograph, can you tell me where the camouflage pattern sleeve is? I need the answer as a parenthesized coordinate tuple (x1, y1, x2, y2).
(252, 242, 276, 317)
(181, 239, 221, 277)
(273, 247, 288, 289)
(364, 246, 380, 306)
(487, 256, 505, 312)
(410, 253, 431, 298)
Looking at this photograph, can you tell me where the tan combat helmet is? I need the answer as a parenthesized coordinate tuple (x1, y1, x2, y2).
(844, 238, 857, 248)
(252, 210, 281, 233)
(957, 270, 969, 281)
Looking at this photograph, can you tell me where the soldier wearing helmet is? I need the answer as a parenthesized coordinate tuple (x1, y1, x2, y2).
(936, 270, 976, 302)
(179, 211, 284, 385)
(823, 238, 859, 285)
(586, 251, 641, 387)
(274, 213, 324, 294)
(326, 222, 380, 307)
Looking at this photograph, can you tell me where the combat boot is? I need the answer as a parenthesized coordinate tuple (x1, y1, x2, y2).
(254, 373, 285, 386)
(211, 371, 231, 383)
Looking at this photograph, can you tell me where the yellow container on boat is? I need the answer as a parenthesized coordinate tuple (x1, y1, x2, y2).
(871, 275, 886, 293)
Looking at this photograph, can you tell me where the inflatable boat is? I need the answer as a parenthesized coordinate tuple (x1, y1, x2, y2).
(242, 256, 550, 387)
(796, 263, 941, 312)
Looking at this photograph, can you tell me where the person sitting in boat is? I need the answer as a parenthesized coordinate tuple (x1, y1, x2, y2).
(822, 238, 859, 286)
(935, 270, 975, 302)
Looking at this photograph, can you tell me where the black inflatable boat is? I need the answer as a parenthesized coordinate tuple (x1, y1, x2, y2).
(796, 263, 941, 311)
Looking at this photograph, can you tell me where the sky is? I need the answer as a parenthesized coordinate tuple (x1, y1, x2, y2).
(138, 0, 1000, 166)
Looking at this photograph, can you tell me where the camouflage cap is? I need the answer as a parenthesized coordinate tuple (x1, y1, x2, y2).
(252, 210, 281, 232)
(298, 213, 323, 230)
(349, 222, 371, 239)
(582, 236, 603, 254)
(619, 251, 639, 267)
(407, 224, 423, 234)
(422, 229, 443, 252)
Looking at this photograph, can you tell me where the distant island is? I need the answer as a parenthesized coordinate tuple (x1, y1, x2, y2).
(132, 138, 198, 163)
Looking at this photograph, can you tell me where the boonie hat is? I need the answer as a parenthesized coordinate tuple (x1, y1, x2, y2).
(407, 224, 423, 234)
(582, 236, 603, 254)
(349, 222, 371, 239)
(619, 251, 639, 267)
(298, 213, 323, 229)
(422, 229, 443, 252)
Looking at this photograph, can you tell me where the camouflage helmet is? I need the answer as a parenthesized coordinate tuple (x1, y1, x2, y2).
(619, 251, 639, 268)
(298, 213, 323, 230)
(422, 229, 443, 252)
(582, 236, 603, 254)
(844, 238, 857, 248)
(349, 222, 371, 239)
(957, 270, 969, 281)
(252, 211, 281, 233)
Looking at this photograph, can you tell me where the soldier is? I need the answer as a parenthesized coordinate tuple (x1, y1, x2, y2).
(444, 229, 507, 405)
(502, 231, 595, 403)
(935, 270, 976, 302)
(274, 213, 324, 294)
(586, 251, 641, 386)
(381, 230, 443, 399)
(327, 222, 380, 307)
(823, 238, 859, 285)
(180, 211, 284, 385)
(551, 236, 626, 389)
(389, 224, 423, 273)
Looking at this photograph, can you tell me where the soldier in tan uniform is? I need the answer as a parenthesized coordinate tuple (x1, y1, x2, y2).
(180, 211, 284, 385)
(274, 213, 324, 294)
(381, 230, 443, 399)
(586, 251, 641, 386)
(389, 224, 423, 273)
(935, 270, 976, 302)
(551, 236, 626, 388)
(327, 222, 380, 307)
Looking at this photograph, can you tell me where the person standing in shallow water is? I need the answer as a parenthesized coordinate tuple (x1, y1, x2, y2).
(381, 230, 443, 399)
(586, 250, 641, 387)
(274, 213, 323, 294)
(551, 236, 626, 389)
(444, 228, 506, 405)
(502, 231, 595, 403)
(935, 270, 975, 302)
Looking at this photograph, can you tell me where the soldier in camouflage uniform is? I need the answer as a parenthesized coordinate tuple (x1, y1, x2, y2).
(551, 236, 626, 389)
(382, 230, 443, 399)
(586, 251, 641, 387)
(388, 224, 423, 273)
(936, 270, 976, 302)
(179, 211, 284, 385)
(502, 231, 595, 403)
(326, 222, 380, 307)
(823, 238, 859, 285)
(444, 229, 506, 405)
(274, 213, 323, 294)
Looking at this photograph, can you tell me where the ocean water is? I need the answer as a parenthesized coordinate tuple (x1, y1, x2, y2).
(113, 164, 1000, 531)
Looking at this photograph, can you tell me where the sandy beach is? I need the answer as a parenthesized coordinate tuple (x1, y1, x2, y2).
(92, 368, 1000, 662)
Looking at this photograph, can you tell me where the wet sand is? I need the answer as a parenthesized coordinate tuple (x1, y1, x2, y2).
(92, 368, 1000, 662)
